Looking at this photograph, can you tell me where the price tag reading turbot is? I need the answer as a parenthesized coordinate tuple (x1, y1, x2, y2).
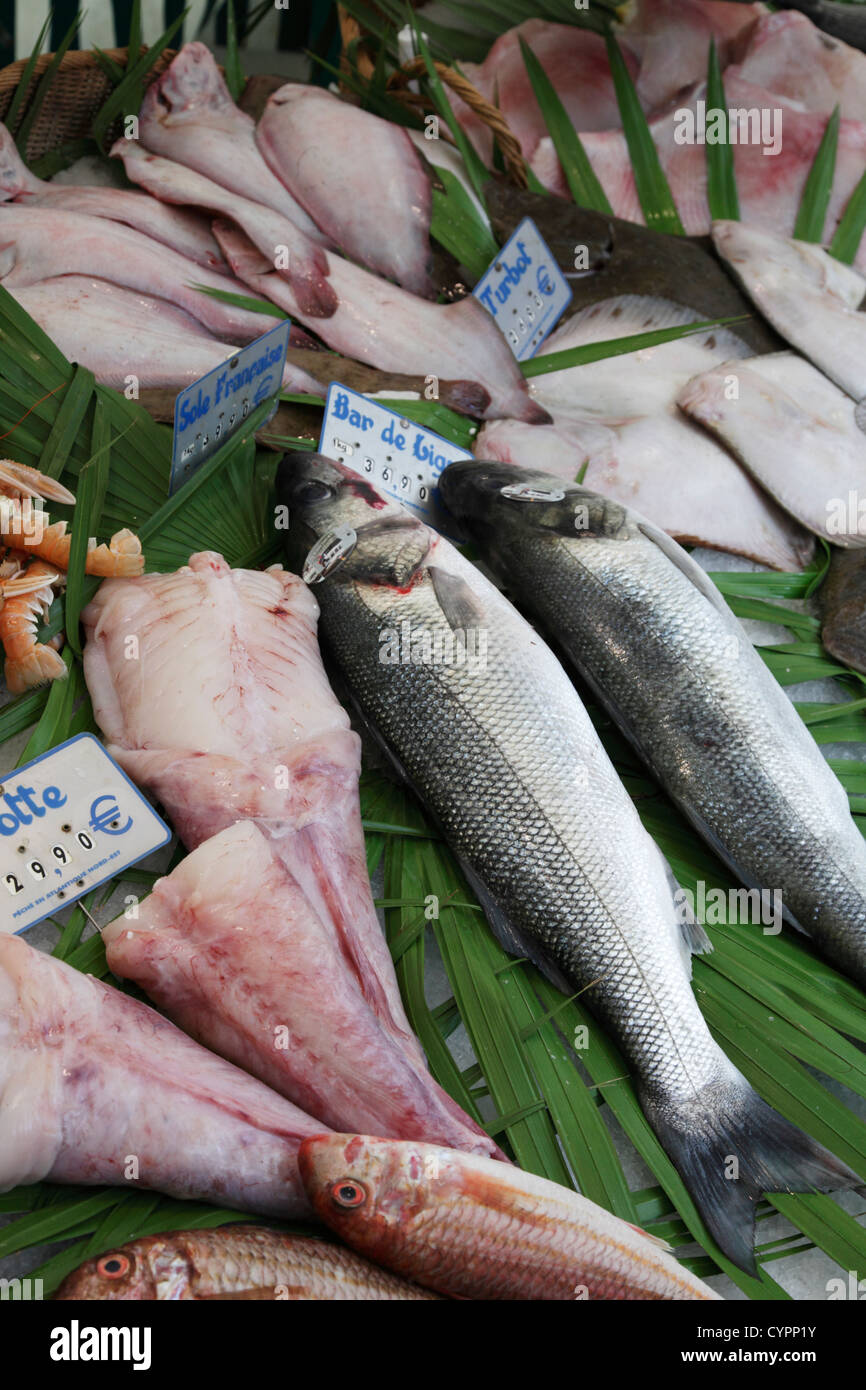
(170, 318, 291, 495)
(0, 734, 171, 936)
(473, 216, 572, 361)
(319, 383, 471, 532)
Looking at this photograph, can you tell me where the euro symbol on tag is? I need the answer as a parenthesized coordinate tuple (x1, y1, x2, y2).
(89, 794, 133, 836)
(537, 265, 555, 296)
(500, 483, 566, 503)
(302, 524, 358, 585)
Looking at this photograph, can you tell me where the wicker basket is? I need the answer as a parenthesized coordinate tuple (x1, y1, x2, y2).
(0, 47, 182, 163)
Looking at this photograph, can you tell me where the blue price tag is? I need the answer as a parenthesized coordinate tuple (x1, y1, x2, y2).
(319, 383, 471, 534)
(473, 216, 572, 361)
(170, 319, 291, 494)
(1, 734, 171, 935)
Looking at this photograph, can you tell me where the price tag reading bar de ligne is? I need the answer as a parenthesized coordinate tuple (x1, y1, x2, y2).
(473, 216, 572, 361)
(319, 383, 472, 534)
(170, 318, 292, 495)
(1, 733, 171, 936)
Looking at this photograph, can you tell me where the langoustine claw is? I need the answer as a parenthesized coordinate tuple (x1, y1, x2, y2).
(0, 459, 146, 691)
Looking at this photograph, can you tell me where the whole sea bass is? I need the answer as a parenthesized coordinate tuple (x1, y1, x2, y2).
(440, 460, 866, 991)
(277, 452, 852, 1275)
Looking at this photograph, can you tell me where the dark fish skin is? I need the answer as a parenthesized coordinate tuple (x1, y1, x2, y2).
(441, 459, 866, 989)
(821, 547, 866, 674)
(54, 1225, 439, 1301)
(483, 179, 781, 354)
(748, 0, 866, 50)
(276, 451, 856, 1277)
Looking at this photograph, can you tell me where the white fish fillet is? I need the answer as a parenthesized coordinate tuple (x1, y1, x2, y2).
(475, 413, 813, 571)
(256, 84, 434, 297)
(81, 552, 502, 1159)
(712, 219, 866, 399)
(679, 351, 866, 544)
(7, 275, 323, 396)
(533, 74, 866, 268)
(102, 820, 499, 1155)
(474, 294, 814, 569)
(0, 204, 276, 343)
(733, 10, 866, 123)
(0, 933, 325, 1216)
(111, 139, 337, 318)
(0, 122, 226, 271)
(450, 18, 634, 166)
(138, 42, 325, 242)
(619, 0, 763, 110)
(213, 222, 550, 424)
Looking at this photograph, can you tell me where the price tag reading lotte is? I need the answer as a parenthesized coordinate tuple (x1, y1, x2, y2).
(170, 319, 291, 495)
(319, 383, 471, 533)
(473, 216, 572, 361)
(0, 734, 171, 935)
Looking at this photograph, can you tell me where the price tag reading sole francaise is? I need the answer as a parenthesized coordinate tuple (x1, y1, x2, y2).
(1, 734, 171, 935)
(170, 319, 291, 495)
(319, 383, 472, 533)
(473, 216, 572, 361)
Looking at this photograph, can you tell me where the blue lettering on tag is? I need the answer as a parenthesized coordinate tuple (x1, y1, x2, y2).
(472, 216, 572, 361)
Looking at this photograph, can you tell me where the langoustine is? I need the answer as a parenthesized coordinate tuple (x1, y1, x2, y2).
(0, 459, 144, 693)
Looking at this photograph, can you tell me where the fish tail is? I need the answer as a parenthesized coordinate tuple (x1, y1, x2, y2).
(642, 1071, 857, 1275)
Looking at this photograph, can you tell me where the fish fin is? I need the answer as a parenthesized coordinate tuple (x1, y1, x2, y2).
(428, 566, 486, 632)
(637, 520, 734, 622)
(457, 856, 574, 993)
(626, 1222, 672, 1253)
(653, 843, 713, 973)
(642, 1072, 858, 1276)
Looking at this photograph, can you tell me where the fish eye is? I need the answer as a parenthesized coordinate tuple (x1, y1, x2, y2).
(296, 480, 333, 504)
(331, 1178, 367, 1209)
(97, 1253, 131, 1279)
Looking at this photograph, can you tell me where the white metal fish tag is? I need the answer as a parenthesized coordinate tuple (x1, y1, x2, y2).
(2, 734, 171, 936)
(501, 483, 566, 502)
(170, 319, 291, 495)
(302, 524, 358, 584)
(319, 383, 471, 533)
(473, 217, 572, 361)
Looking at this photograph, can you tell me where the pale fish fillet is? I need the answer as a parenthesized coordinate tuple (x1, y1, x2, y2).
(0, 205, 277, 343)
(732, 10, 866, 122)
(533, 75, 866, 268)
(81, 552, 501, 1160)
(618, 0, 763, 110)
(680, 351, 866, 543)
(712, 219, 866, 399)
(212, 222, 550, 424)
(256, 84, 434, 298)
(0, 933, 325, 1216)
(111, 139, 337, 318)
(448, 19, 635, 167)
(102, 820, 499, 1156)
(7, 276, 324, 396)
(475, 413, 814, 571)
(138, 42, 325, 243)
(0, 121, 226, 271)
(513, 295, 814, 568)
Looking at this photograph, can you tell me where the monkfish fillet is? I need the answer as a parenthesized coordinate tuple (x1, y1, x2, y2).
(102, 821, 497, 1154)
(0, 934, 324, 1216)
(81, 552, 499, 1160)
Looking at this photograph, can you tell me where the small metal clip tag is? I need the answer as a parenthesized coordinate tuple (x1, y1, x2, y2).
(302, 524, 357, 585)
(500, 482, 566, 503)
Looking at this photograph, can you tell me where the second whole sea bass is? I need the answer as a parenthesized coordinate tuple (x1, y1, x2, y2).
(440, 459, 866, 992)
(277, 452, 853, 1275)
